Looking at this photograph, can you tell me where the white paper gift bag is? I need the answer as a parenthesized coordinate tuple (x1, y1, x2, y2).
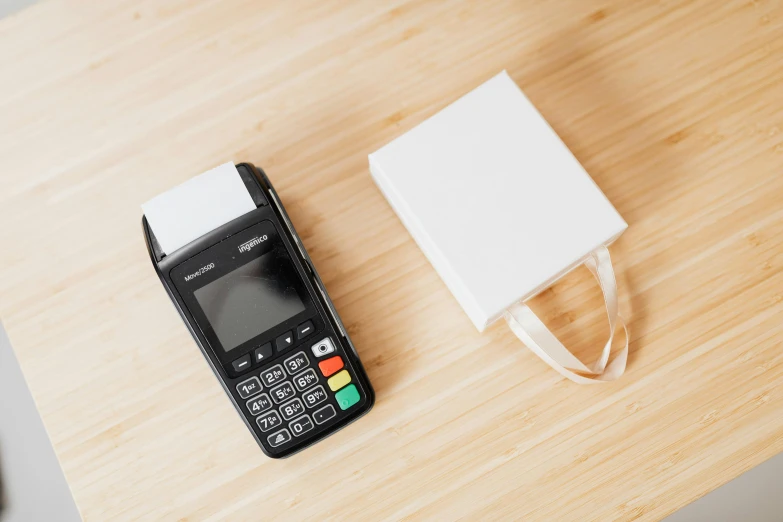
(369, 71, 628, 383)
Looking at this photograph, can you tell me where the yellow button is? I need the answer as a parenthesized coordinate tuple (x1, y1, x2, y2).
(327, 370, 352, 392)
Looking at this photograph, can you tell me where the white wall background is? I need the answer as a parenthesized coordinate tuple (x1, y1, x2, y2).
(0, 0, 35, 18)
(0, 323, 82, 522)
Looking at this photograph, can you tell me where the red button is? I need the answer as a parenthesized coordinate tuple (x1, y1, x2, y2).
(318, 356, 344, 377)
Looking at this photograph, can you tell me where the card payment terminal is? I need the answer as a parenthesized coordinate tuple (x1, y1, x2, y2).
(141, 163, 374, 458)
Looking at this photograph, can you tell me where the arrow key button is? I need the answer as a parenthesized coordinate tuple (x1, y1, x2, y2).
(254, 342, 273, 364)
(275, 331, 294, 352)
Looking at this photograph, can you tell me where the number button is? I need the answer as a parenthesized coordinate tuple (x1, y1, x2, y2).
(236, 377, 262, 399)
(267, 429, 292, 448)
(293, 369, 319, 391)
(245, 394, 272, 416)
(313, 404, 336, 425)
(302, 385, 328, 409)
(289, 415, 314, 437)
(256, 410, 282, 432)
(269, 381, 296, 404)
(260, 364, 286, 387)
(279, 398, 305, 420)
(284, 351, 310, 375)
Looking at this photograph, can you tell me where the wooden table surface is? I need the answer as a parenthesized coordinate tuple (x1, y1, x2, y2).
(1, 1, 782, 520)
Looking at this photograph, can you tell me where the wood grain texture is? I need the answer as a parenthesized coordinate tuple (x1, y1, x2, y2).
(1, 0, 782, 520)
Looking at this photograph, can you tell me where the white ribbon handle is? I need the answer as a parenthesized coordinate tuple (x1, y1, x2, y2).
(503, 246, 628, 384)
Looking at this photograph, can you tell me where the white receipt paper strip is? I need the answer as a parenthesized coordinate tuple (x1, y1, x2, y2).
(141, 162, 256, 255)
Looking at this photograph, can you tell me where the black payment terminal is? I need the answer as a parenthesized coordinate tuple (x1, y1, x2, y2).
(141, 163, 374, 458)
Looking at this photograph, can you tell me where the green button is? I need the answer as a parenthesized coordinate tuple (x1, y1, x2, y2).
(334, 384, 360, 410)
